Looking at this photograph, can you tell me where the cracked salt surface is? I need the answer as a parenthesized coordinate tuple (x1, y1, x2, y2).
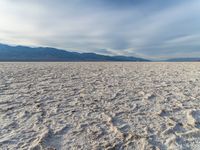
(1, 62, 200, 149)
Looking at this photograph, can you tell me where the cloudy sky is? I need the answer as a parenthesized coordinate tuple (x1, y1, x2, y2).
(0, 0, 200, 59)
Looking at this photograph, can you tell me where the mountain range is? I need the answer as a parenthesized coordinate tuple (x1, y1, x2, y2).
(165, 58, 200, 62)
(0, 43, 149, 62)
(1, 43, 200, 62)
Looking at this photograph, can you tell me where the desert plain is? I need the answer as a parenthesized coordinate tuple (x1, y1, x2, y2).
(1, 62, 200, 150)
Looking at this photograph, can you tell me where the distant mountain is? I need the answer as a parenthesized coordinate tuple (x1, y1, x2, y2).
(166, 58, 200, 62)
(0, 43, 150, 62)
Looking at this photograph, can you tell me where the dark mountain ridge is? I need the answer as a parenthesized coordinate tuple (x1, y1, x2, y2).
(0, 43, 150, 61)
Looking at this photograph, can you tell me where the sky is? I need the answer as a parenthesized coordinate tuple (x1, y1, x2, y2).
(0, 0, 200, 59)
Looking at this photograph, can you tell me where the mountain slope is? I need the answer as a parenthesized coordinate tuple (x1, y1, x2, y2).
(0, 43, 150, 61)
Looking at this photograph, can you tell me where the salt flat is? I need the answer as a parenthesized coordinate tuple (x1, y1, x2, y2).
(1, 62, 200, 150)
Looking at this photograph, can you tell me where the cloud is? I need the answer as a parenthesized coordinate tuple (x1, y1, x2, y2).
(0, 0, 200, 59)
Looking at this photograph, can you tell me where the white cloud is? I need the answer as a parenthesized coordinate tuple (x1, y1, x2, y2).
(0, 0, 200, 59)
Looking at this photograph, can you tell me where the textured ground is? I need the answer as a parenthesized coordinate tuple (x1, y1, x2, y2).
(1, 62, 200, 150)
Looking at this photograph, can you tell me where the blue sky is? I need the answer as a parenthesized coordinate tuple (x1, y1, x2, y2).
(0, 0, 200, 59)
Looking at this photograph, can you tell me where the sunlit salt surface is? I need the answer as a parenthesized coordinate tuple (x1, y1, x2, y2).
(1, 62, 200, 149)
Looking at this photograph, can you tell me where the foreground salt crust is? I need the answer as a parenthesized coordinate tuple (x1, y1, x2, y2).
(1, 62, 200, 149)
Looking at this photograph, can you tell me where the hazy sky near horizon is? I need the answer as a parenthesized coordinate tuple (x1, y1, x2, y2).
(0, 0, 200, 59)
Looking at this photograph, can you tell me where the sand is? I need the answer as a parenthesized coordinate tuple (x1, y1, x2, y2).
(1, 62, 200, 150)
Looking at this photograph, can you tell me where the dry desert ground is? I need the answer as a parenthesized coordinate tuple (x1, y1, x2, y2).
(1, 62, 200, 150)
